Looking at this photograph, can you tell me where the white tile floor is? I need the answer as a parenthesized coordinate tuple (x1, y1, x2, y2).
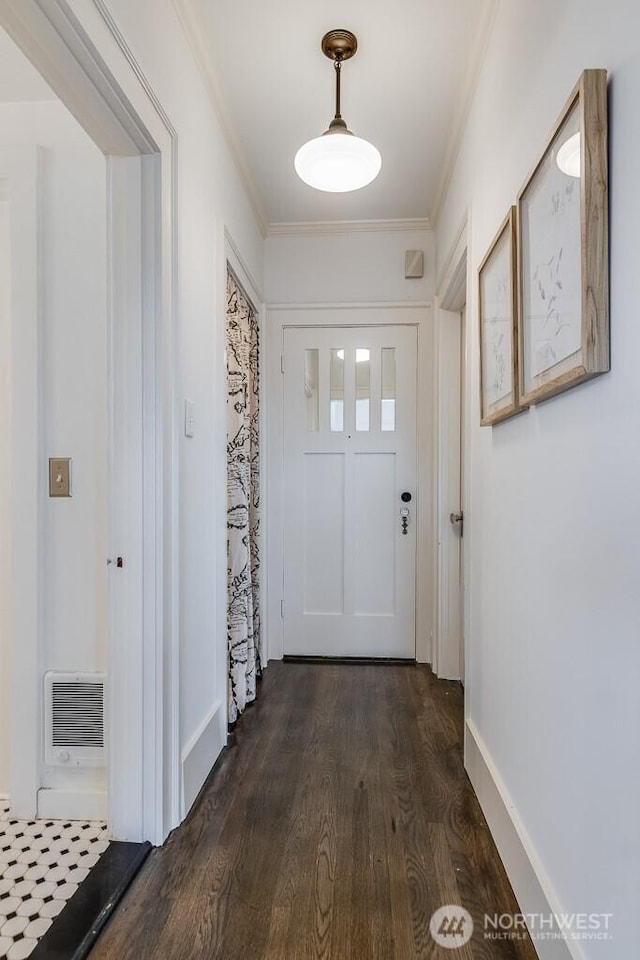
(0, 800, 108, 960)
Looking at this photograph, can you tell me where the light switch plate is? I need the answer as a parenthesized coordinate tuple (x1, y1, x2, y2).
(49, 458, 71, 497)
(184, 399, 195, 438)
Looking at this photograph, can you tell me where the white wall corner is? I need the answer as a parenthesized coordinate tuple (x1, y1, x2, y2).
(465, 720, 580, 960)
(180, 699, 226, 819)
(171, 0, 269, 236)
(430, 0, 499, 228)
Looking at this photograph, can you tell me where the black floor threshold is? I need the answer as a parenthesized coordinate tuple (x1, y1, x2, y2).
(30, 840, 152, 960)
(283, 655, 416, 666)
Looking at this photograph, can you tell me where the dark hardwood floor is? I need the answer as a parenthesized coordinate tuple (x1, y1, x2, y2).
(89, 663, 538, 959)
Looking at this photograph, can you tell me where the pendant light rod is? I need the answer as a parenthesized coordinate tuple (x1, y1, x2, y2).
(328, 59, 348, 132)
(334, 59, 342, 121)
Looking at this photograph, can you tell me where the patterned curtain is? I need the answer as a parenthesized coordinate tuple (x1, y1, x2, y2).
(226, 267, 261, 725)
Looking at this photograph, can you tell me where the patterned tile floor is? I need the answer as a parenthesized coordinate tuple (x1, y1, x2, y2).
(0, 800, 108, 959)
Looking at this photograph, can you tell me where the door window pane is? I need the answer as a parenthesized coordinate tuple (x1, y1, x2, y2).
(355, 348, 370, 431)
(381, 348, 396, 431)
(330, 348, 344, 432)
(305, 349, 319, 431)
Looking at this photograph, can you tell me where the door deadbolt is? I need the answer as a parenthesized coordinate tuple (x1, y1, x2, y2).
(449, 512, 464, 536)
(401, 491, 412, 503)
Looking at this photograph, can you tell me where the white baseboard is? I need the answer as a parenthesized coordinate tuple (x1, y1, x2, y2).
(37, 788, 107, 821)
(181, 698, 226, 818)
(465, 720, 577, 960)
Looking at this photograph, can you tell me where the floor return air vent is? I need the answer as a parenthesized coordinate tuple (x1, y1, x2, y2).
(45, 672, 106, 766)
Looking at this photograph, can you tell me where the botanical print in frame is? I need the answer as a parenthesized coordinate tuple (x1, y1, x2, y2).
(478, 208, 521, 425)
(518, 70, 609, 405)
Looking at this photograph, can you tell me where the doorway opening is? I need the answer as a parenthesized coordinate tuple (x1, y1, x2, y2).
(435, 227, 468, 682)
(0, 2, 177, 848)
(0, 25, 109, 820)
(0, 181, 9, 804)
(0, 25, 116, 956)
(226, 265, 262, 724)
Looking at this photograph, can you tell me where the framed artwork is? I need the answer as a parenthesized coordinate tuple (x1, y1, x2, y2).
(478, 207, 522, 425)
(517, 69, 609, 405)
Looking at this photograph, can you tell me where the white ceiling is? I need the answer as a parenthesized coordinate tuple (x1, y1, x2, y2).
(0, 27, 56, 102)
(193, 0, 496, 227)
(0, 6, 495, 227)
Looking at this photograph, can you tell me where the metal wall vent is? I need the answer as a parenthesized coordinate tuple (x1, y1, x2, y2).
(45, 672, 106, 767)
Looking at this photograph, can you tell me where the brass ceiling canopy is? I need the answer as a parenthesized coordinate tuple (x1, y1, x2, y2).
(321, 29, 358, 63)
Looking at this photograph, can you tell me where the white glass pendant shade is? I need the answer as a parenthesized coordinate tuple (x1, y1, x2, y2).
(557, 132, 581, 178)
(295, 131, 382, 192)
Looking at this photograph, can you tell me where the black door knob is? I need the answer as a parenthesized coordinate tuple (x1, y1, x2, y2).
(401, 491, 412, 503)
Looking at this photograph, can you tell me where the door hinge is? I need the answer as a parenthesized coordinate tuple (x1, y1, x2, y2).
(280, 355, 284, 374)
(280, 599, 284, 618)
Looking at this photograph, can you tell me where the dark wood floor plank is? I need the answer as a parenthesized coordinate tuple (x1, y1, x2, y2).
(89, 663, 537, 960)
(261, 670, 327, 957)
(376, 671, 432, 960)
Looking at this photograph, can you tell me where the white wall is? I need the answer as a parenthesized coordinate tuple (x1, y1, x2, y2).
(436, 1, 640, 955)
(0, 197, 9, 795)
(0, 99, 107, 806)
(265, 226, 436, 663)
(265, 226, 434, 304)
(0, 0, 266, 827)
(88, 0, 265, 815)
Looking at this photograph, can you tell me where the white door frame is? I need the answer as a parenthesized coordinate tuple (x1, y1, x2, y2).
(434, 217, 468, 680)
(0, 0, 179, 844)
(265, 304, 436, 664)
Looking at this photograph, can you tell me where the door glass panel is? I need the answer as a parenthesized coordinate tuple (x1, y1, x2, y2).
(305, 349, 319, 431)
(355, 348, 370, 431)
(330, 348, 344, 432)
(381, 348, 396, 431)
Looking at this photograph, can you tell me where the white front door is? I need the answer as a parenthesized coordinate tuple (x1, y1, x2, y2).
(283, 326, 417, 658)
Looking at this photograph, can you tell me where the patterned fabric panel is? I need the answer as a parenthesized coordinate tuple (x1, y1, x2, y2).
(226, 268, 261, 724)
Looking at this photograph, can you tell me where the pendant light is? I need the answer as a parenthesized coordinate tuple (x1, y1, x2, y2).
(295, 30, 382, 193)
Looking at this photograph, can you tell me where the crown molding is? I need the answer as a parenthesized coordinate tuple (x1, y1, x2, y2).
(268, 218, 432, 238)
(431, 0, 499, 227)
(267, 300, 433, 311)
(171, 0, 269, 237)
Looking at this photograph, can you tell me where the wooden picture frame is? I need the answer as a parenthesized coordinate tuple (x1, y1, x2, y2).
(517, 69, 609, 405)
(478, 207, 522, 425)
